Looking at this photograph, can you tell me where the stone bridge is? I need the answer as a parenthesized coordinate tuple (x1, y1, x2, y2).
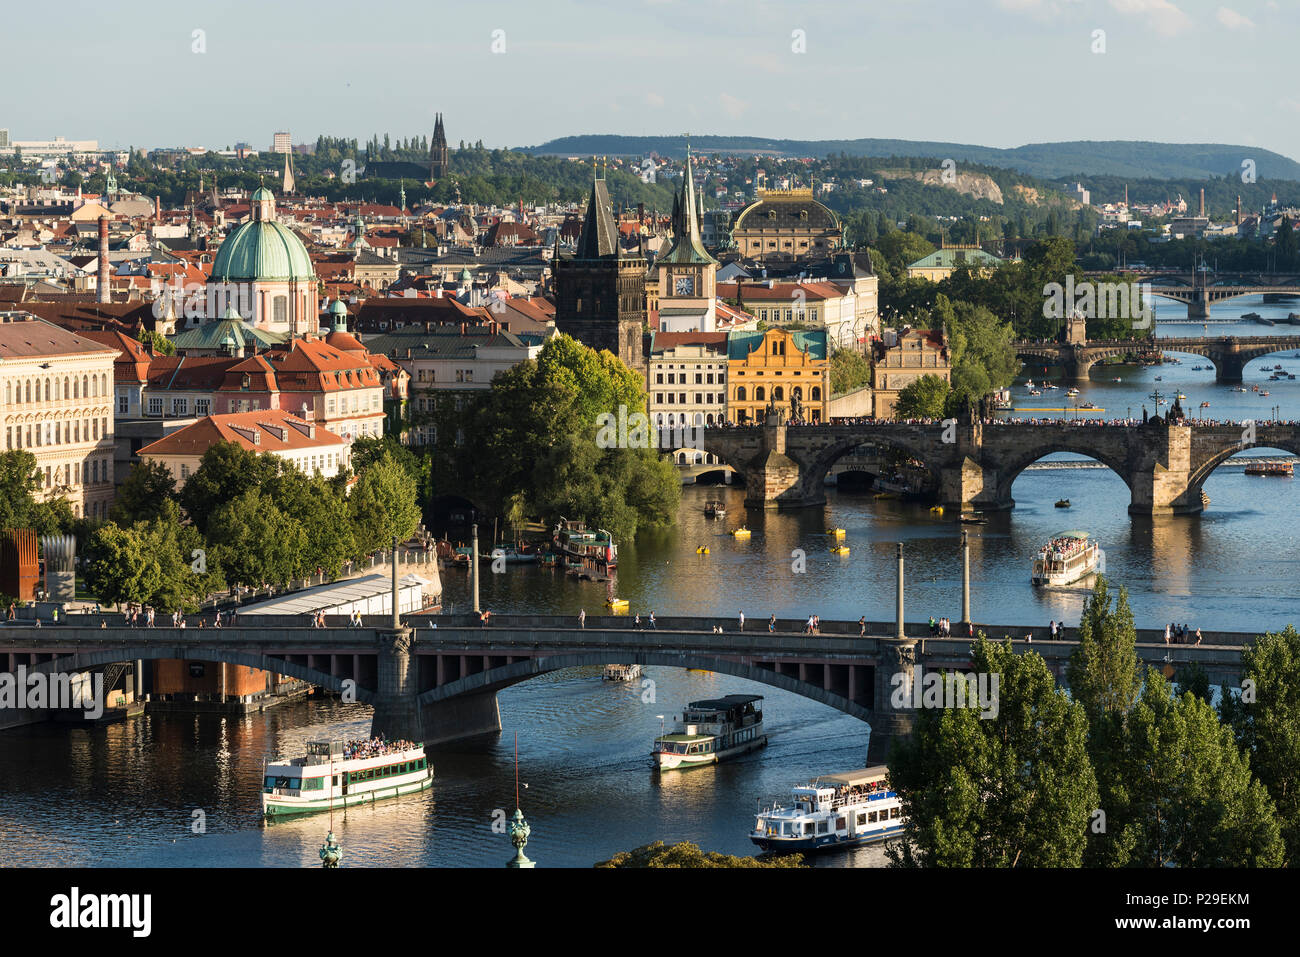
(1015, 335, 1300, 382)
(701, 419, 1300, 513)
(0, 614, 1258, 759)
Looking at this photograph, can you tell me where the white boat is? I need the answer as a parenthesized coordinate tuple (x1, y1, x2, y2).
(1031, 531, 1103, 586)
(1066, 388, 1080, 397)
(751, 766, 904, 853)
(603, 663, 642, 681)
(652, 695, 766, 770)
(262, 739, 432, 819)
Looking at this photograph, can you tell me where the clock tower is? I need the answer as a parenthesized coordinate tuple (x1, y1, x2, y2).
(655, 150, 718, 333)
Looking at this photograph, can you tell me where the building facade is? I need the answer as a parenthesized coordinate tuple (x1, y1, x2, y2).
(0, 314, 117, 518)
(729, 188, 842, 261)
(726, 327, 829, 424)
(647, 332, 729, 429)
(871, 328, 951, 419)
(653, 152, 719, 333)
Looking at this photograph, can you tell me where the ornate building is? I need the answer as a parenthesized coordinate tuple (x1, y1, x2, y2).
(205, 187, 317, 337)
(727, 327, 828, 424)
(552, 174, 648, 371)
(430, 113, 449, 180)
(0, 315, 117, 519)
(654, 151, 719, 333)
(730, 188, 842, 261)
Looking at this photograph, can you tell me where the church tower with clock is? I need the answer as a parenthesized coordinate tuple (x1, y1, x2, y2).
(654, 149, 719, 333)
(553, 169, 648, 371)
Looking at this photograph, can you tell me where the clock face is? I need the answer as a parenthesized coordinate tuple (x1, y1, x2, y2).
(674, 276, 694, 296)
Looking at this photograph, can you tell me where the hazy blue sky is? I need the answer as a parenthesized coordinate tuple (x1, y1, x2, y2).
(8, 0, 1297, 158)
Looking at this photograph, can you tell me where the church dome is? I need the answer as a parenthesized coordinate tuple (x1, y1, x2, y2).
(209, 188, 316, 283)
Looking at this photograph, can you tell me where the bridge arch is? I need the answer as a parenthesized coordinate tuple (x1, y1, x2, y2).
(1188, 441, 1300, 494)
(413, 650, 873, 723)
(803, 435, 944, 496)
(994, 444, 1135, 505)
(20, 647, 375, 703)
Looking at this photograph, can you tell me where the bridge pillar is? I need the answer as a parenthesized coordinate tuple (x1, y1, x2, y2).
(744, 417, 823, 508)
(370, 629, 502, 743)
(1128, 424, 1199, 516)
(1188, 299, 1210, 319)
(1211, 346, 1245, 384)
(867, 638, 918, 762)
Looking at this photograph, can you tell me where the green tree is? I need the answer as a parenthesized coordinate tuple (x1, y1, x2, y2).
(1117, 669, 1284, 867)
(179, 442, 281, 534)
(265, 469, 358, 576)
(888, 637, 1098, 867)
(893, 374, 950, 420)
(1221, 627, 1300, 865)
(596, 841, 805, 868)
(349, 452, 421, 556)
(208, 490, 306, 588)
(0, 450, 40, 531)
(84, 524, 162, 608)
(829, 349, 872, 394)
(111, 459, 178, 526)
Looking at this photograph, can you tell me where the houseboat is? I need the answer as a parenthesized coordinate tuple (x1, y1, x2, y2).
(553, 519, 617, 573)
(751, 766, 904, 853)
(262, 739, 432, 819)
(652, 695, 766, 770)
(1031, 531, 1103, 586)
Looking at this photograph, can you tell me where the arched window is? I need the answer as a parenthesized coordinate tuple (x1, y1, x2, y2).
(773, 386, 784, 401)
(811, 386, 822, 400)
(706, 413, 715, 426)
(90, 376, 97, 398)
(736, 386, 747, 402)
(755, 386, 765, 401)
(82, 375, 88, 398)
(102, 373, 108, 396)
(64, 378, 70, 400)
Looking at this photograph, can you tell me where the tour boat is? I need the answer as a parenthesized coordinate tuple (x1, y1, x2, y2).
(603, 663, 642, 681)
(553, 518, 617, 572)
(652, 695, 766, 770)
(1245, 461, 1294, 476)
(751, 766, 904, 853)
(1031, 531, 1103, 586)
(263, 739, 432, 819)
(703, 501, 726, 518)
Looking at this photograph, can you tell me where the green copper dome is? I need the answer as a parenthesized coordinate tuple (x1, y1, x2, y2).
(209, 188, 315, 283)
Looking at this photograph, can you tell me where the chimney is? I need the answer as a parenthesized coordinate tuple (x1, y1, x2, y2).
(1199, 188, 1205, 218)
(1237, 195, 1242, 226)
(97, 216, 110, 304)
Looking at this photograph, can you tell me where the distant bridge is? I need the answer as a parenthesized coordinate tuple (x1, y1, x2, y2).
(1014, 335, 1300, 382)
(701, 418, 1300, 513)
(0, 613, 1259, 759)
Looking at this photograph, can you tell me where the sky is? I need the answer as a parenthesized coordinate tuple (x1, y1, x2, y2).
(6, 0, 1298, 160)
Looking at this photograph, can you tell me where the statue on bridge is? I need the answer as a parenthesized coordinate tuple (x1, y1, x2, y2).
(789, 390, 803, 424)
(764, 394, 785, 426)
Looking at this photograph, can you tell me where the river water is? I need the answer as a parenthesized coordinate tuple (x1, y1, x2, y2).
(2, 296, 1297, 868)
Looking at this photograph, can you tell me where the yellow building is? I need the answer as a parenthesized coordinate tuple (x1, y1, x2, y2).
(727, 327, 829, 424)
(0, 314, 118, 519)
(872, 328, 951, 419)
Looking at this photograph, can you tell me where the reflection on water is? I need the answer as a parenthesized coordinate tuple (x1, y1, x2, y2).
(5, 297, 1300, 868)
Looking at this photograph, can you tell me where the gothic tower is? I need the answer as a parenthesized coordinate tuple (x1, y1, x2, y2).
(553, 171, 647, 371)
(430, 113, 449, 180)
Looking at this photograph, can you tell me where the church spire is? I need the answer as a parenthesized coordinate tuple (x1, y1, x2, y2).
(574, 170, 618, 259)
(282, 149, 295, 195)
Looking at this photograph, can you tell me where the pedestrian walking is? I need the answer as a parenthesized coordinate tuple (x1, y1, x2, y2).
(648, 612, 656, 630)
(768, 613, 776, 634)
(738, 611, 745, 632)
(578, 608, 586, 629)
(858, 615, 866, 637)
(1195, 627, 1203, 646)
(634, 614, 641, 629)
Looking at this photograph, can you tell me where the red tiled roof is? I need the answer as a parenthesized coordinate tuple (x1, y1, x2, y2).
(138, 408, 345, 458)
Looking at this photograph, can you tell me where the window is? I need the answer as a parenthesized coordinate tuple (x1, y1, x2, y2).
(195, 399, 210, 417)
(148, 397, 163, 415)
(118, 395, 128, 414)
(172, 398, 187, 416)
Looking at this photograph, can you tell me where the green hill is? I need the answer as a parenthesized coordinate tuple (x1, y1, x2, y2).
(521, 136, 1300, 182)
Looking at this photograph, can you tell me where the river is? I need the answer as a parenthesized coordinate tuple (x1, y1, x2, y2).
(1, 295, 1296, 868)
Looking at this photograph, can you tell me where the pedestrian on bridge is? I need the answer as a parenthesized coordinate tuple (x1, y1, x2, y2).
(769, 614, 776, 633)
(578, 608, 586, 629)
(738, 611, 745, 632)
(859, 616, 866, 637)
(649, 612, 657, 630)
